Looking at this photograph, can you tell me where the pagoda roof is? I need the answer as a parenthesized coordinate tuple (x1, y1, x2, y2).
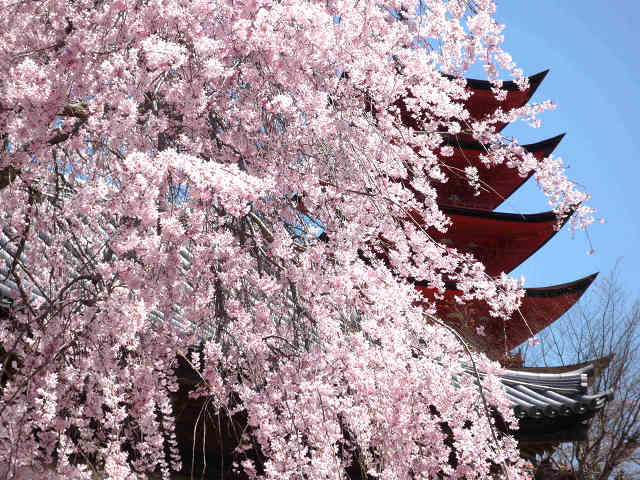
(410, 205, 569, 277)
(395, 70, 548, 133)
(508, 273, 597, 349)
(458, 70, 549, 132)
(434, 134, 565, 210)
(503, 359, 613, 452)
(414, 273, 597, 355)
(482, 363, 613, 446)
(467, 364, 614, 422)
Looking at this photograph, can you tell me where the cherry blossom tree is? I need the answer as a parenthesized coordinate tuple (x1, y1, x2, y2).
(0, 0, 593, 478)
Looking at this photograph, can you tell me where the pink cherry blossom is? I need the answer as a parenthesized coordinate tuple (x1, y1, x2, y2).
(0, 0, 594, 478)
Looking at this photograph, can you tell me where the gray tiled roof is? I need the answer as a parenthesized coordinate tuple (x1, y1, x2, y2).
(501, 369, 612, 420)
(465, 364, 613, 422)
(0, 219, 195, 330)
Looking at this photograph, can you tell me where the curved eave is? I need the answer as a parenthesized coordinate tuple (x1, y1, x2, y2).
(469, 359, 613, 443)
(414, 273, 597, 354)
(421, 206, 569, 276)
(526, 272, 598, 298)
(395, 70, 549, 134)
(462, 70, 549, 132)
(522, 133, 566, 154)
(440, 205, 560, 223)
(434, 134, 565, 210)
(509, 274, 597, 349)
(498, 365, 613, 421)
(443, 132, 565, 154)
(462, 70, 549, 93)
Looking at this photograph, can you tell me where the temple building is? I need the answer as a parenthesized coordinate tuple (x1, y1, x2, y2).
(397, 72, 614, 461)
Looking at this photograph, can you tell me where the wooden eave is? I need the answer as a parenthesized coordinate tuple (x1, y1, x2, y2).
(395, 70, 548, 133)
(408, 206, 569, 277)
(460, 70, 548, 130)
(432, 134, 565, 210)
(413, 273, 597, 356)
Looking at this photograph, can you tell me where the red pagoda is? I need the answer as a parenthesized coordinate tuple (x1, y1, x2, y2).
(401, 72, 593, 361)
(397, 71, 613, 458)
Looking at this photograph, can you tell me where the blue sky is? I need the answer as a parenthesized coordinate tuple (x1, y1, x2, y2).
(471, 1, 640, 297)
